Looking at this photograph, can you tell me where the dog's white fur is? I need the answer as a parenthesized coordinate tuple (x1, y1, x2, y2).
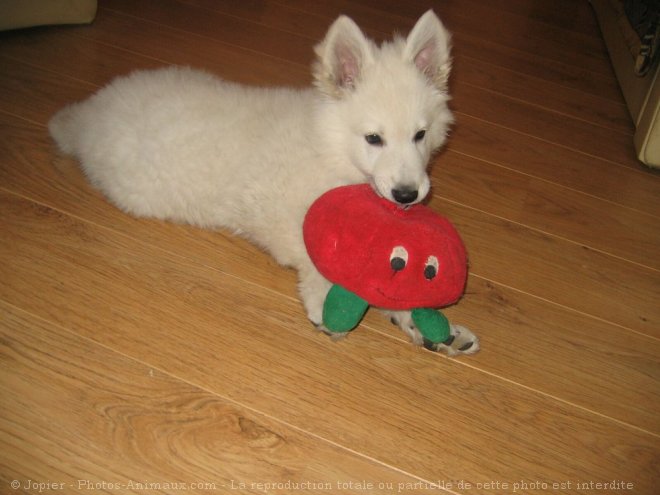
(49, 11, 478, 355)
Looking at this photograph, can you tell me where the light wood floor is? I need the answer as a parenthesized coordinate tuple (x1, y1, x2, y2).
(1, 1, 659, 493)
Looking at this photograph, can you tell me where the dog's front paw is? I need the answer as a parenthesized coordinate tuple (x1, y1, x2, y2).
(388, 311, 479, 356)
(313, 322, 350, 342)
(423, 324, 479, 356)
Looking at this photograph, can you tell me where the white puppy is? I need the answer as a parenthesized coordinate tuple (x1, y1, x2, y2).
(49, 10, 479, 355)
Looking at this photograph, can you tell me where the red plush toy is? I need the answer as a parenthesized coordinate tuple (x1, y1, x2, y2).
(304, 184, 467, 344)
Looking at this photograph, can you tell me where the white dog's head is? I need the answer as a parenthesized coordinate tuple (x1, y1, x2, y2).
(313, 10, 453, 205)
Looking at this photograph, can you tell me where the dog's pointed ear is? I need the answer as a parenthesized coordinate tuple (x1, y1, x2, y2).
(404, 10, 452, 90)
(313, 15, 373, 97)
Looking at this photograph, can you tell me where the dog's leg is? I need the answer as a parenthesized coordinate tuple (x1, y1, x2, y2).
(385, 310, 425, 346)
(387, 310, 480, 356)
(297, 262, 333, 327)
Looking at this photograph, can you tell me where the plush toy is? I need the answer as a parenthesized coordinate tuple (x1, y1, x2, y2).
(303, 184, 467, 346)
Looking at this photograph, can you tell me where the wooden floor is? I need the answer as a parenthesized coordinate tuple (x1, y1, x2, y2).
(1, 1, 659, 493)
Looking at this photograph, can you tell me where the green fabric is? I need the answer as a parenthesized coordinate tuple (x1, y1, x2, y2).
(323, 285, 450, 342)
(323, 284, 369, 333)
(411, 308, 450, 343)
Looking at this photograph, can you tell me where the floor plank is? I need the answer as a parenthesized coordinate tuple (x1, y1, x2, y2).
(104, 0, 314, 67)
(452, 30, 624, 101)
(354, 0, 614, 74)
(435, 151, 660, 270)
(452, 55, 632, 134)
(446, 115, 660, 216)
(452, 83, 639, 169)
(436, 199, 659, 338)
(467, 0, 603, 37)
(1, 190, 657, 491)
(0, 302, 419, 493)
(276, 0, 624, 100)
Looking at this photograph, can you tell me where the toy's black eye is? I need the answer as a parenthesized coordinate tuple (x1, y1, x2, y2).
(424, 255, 439, 280)
(365, 133, 384, 146)
(414, 129, 426, 142)
(390, 246, 408, 271)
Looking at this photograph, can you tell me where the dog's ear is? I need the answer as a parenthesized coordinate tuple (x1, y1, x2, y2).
(404, 10, 452, 90)
(313, 15, 373, 97)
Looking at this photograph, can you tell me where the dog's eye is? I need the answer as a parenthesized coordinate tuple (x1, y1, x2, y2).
(390, 246, 408, 271)
(424, 255, 439, 280)
(365, 134, 384, 146)
(414, 129, 426, 142)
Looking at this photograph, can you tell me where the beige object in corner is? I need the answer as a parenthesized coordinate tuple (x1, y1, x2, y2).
(590, 0, 659, 168)
(0, 0, 97, 31)
(634, 65, 659, 166)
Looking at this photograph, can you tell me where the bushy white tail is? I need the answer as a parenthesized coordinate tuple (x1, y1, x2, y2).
(48, 103, 82, 155)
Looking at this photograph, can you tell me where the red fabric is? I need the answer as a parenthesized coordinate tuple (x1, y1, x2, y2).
(304, 184, 467, 310)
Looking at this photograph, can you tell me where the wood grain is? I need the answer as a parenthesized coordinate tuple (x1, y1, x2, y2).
(435, 151, 660, 270)
(275, 0, 624, 100)
(1, 191, 657, 492)
(353, 0, 614, 74)
(451, 55, 633, 134)
(446, 115, 660, 216)
(434, 199, 659, 338)
(452, 83, 639, 168)
(0, 302, 421, 494)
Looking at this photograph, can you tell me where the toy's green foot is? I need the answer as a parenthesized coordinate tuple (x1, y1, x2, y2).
(322, 284, 368, 334)
(411, 308, 450, 343)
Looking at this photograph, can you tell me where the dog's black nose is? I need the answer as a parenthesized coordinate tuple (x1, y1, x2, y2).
(392, 188, 418, 204)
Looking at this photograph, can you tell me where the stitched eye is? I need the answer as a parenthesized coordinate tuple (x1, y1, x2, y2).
(414, 129, 426, 142)
(365, 133, 384, 146)
(424, 255, 439, 280)
(390, 246, 408, 271)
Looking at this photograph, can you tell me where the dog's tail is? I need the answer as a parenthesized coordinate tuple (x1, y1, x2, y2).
(48, 102, 84, 155)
